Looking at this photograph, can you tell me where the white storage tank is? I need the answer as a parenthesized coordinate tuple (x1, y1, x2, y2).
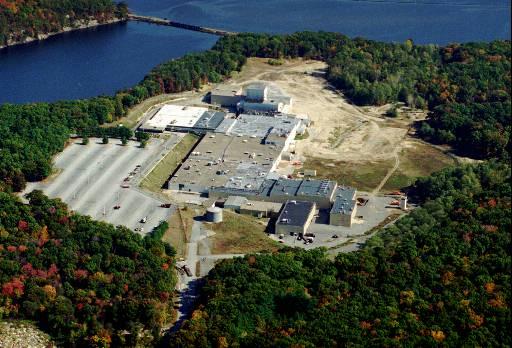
(206, 206, 223, 223)
(400, 197, 408, 210)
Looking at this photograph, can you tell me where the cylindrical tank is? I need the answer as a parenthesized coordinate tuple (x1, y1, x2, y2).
(400, 197, 408, 210)
(206, 206, 223, 223)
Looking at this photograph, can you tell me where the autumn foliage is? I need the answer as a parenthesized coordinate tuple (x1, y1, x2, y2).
(0, 190, 177, 346)
(0, 0, 128, 46)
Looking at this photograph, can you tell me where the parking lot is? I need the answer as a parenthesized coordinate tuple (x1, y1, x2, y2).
(24, 137, 180, 233)
(271, 194, 402, 250)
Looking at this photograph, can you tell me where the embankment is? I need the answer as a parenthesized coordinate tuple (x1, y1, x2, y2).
(0, 18, 126, 50)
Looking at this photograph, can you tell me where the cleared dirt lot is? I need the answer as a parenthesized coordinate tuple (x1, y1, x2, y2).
(24, 138, 176, 233)
(226, 59, 459, 192)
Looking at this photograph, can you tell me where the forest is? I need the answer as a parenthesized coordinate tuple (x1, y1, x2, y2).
(0, 190, 176, 346)
(0, 0, 128, 47)
(170, 161, 511, 347)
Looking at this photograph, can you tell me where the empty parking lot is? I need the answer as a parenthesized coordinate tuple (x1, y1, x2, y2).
(24, 137, 181, 233)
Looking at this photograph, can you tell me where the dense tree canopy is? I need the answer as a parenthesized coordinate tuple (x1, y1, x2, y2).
(0, 0, 128, 46)
(170, 161, 511, 347)
(0, 190, 176, 346)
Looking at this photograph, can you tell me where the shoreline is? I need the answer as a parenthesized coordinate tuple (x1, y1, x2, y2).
(0, 18, 127, 51)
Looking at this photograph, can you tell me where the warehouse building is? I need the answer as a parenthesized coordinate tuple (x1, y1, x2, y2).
(223, 196, 248, 212)
(168, 114, 301, 193)
(240, 200, 283, 218)
(245, 84, 268, 102)
(275, 200, 316, 235)
(209, 178, 339, 209)
(267, 178, 337, 209)
(329, 187, 357, 227)
(238, 83, 293, 114)
(139, 105, 226, 133)
(214, 113, 301, 154)
(210, 86, 243, 107)
(167, 133, 282, 194)
(210, 83, 293, 114)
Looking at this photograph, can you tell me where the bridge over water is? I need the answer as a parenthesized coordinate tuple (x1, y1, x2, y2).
(128, 14, 238, 37)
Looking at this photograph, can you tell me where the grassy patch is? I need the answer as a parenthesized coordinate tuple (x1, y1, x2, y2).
(294, 129, 310, 140)
(302, 157, 394, 192)
(327, 127, 343, 148)
(267, 58, 284, 66)
(209, 211, 281, 254)
(140, 134, 199, 193)
(163, 207, 198, 258)
(383, 141, 456, 191)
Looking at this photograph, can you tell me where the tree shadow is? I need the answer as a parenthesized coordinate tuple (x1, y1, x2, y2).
(165, 277, 205, 335)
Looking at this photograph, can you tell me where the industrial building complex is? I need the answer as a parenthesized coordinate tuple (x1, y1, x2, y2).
(138, 82, 360, 233)
(210, 83, 293, 113)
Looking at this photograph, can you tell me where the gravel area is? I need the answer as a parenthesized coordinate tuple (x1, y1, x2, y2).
(0, 321, 54, 348)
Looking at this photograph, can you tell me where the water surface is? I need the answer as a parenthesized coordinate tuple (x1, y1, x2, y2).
(0, 0, 509, 104)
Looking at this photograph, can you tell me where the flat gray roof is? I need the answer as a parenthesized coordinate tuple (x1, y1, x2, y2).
(269, 178, 337, 199)
(212, 86, 242, 97)
(269, 178, 302, 197)
(297, 179, 337, 198)
(224, 195, 248, 207)
(192, 111, 226, 130)
(276, 200, 316, 227)
(169, 133, 283, 191)
(334, 186, 356, 201)
(218, 114, 299, 138)
(331, 195, 356, 215)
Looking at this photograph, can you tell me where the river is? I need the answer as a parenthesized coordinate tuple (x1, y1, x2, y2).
(0, 0, 510, 104)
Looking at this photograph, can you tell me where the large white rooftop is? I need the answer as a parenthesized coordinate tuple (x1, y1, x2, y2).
(145, 105, 208, 129)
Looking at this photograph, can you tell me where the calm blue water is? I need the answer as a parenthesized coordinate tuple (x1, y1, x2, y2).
(1, 0, 510, 104)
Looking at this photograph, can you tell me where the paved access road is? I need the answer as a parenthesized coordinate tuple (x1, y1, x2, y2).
(24, 137, 178, 233)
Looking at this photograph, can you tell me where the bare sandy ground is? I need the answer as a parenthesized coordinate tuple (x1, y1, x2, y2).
(224, 58, 417, 163)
